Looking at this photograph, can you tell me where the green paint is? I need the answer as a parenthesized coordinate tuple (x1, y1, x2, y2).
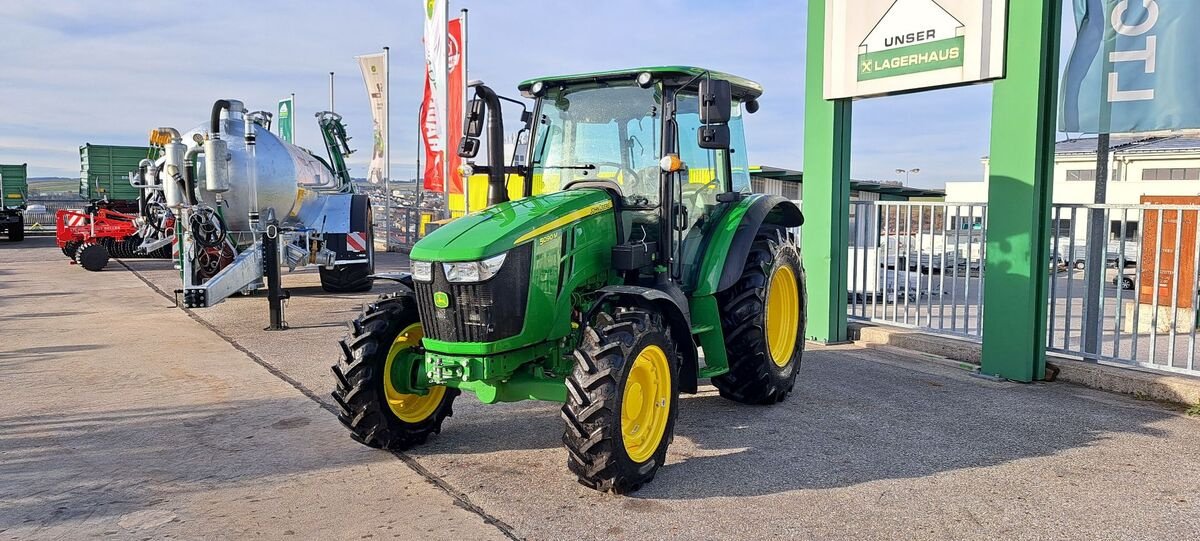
(858, 36, 965, 81)
(691, 195, 758, 297)
(689, 295, 729, 377)
(981, 0, 1061, 382)
(802, 0, 852, 344)
(409, 189, 611, 261)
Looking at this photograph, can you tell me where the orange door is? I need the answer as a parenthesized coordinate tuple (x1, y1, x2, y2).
(1140, 196, 1199, 309)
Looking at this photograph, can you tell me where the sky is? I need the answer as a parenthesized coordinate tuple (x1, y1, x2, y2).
(0, 1, 1078, 190)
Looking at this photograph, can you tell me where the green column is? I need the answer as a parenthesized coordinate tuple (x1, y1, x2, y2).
(801, 0, 852, 344)
(981, 0, 1063, 381)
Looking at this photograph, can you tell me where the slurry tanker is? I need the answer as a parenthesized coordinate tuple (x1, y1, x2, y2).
(142, 99, 374, 323)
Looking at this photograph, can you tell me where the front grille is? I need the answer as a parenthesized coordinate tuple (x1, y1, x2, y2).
(414, 244, 532, 343)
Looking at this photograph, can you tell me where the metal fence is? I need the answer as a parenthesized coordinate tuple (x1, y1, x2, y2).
(844, 199, 1200, 377)
(1047, 204, 1200, 376)
(847, 201, 988, 339)
(22, 197, 89, 232)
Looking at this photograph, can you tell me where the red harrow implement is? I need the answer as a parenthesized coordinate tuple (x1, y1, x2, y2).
(56, 203, 174, 271)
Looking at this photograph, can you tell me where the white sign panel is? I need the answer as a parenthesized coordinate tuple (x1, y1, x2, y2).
(824, 0, 1007, 100)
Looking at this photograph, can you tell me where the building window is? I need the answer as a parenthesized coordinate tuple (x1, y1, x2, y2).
(1110, 220, 1139, 241)
(1065, 169, 1097, 181)
(1142, 168, 1200, 181)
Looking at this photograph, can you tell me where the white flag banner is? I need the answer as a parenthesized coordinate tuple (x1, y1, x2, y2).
(356, 52, 387, 184)
(424, 0, 447, 156)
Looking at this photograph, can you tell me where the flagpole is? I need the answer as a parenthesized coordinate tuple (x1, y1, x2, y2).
(460, 8, 469, 213)
(441, 0, 450, 216)
(383, 46, 391, 252)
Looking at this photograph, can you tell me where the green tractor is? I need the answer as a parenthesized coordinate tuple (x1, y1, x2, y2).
(332, 67, 806, 493)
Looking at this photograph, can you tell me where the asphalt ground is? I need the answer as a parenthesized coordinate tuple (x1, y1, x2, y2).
(3, 236, 1200, 540)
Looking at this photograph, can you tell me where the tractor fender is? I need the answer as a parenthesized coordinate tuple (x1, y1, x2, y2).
(589, 285, 700, 394)
(694, 194, 803, 297)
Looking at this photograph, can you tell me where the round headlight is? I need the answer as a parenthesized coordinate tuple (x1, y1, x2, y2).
(636, 72, 654, 88)
(531, 81, 545, 96)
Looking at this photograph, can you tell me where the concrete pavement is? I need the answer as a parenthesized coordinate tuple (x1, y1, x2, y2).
(0, 237, 509, 540)
(3, 236, 1200, 540)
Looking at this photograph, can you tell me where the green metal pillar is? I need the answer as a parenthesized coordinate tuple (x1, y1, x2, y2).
(981, 0, 1063, 381)
(801, 0, 852, 344)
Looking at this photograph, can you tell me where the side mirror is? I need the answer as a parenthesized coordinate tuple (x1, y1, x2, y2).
(464, 98, 485, 137)
(698, 125, 730, 150)
(699, 79, 732, 124)
(458, 137, 480, 158)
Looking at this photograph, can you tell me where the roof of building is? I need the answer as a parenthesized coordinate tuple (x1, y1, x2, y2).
(1056, 133, 1200, 155)
(749, 166, 947, 198)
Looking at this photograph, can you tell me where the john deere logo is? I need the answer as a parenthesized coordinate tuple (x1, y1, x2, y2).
(433, 291, 450, 308)
(857, 0, 965, 81)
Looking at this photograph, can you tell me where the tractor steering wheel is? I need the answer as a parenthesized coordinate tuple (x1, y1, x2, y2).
(590, 162, 654, 205)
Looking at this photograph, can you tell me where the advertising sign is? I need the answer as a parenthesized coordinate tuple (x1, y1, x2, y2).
(824, 0, 1008, 100)
(422, 0, 448, 192)
(356, 53, 387, 184)
(1061, 0, 1200, 133)
(277, 97, 293, 143)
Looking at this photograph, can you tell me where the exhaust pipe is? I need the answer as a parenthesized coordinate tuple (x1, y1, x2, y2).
(471, 84, 508, 206)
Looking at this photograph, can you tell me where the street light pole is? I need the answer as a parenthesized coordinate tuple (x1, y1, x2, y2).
(895, 168, 921, 184)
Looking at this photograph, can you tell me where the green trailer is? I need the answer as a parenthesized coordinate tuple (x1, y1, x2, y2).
(0, 163, 27, 241)
(80, 144, 155, 202)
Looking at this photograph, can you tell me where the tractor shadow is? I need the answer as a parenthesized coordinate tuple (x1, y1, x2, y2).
(409, 348, 1177, 500)
(633, 349, 1175, 499)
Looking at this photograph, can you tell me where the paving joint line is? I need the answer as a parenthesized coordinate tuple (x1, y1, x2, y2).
(115, 258, 523, 541)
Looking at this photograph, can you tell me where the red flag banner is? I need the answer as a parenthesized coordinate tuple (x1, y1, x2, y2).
(420, 77, 443, 192)
(446, 18, 464, 195)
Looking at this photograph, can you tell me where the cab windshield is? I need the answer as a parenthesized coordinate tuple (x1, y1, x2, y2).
(530, 83, 662, 206)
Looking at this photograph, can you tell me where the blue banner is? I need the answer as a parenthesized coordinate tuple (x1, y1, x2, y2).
(1060, 0, 1200, 133)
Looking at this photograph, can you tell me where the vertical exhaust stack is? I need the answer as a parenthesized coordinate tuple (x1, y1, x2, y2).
(471, 84, 509, 206)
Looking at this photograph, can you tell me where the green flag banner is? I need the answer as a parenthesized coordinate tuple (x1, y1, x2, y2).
(278, 98, 294, 143)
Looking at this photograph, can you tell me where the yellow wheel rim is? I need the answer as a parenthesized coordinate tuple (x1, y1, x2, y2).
(382, 323, 446, 423)
(765, 264, 800, 367)
(621, 344, 671, 463)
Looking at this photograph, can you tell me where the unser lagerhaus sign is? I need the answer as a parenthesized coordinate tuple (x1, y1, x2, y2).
(824, 0, 1008, 100)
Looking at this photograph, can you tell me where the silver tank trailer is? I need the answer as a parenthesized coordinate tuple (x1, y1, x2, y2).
(178, 110, 335, 232)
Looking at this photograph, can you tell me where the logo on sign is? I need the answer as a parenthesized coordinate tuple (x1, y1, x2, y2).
(857, 0, 965, 82)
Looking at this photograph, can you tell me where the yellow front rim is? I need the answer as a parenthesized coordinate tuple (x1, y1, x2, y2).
(383, 323, 446, 423)
(621, 344, 671, 463)
(765, 264, 800, 367)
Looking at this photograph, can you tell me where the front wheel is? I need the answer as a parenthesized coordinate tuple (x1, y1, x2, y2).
(712, 227, 807, 405)
(563, 307, 680, 494)
(331, 293, 457, 450)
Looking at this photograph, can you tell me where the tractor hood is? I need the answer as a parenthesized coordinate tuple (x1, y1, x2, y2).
(410, 189, 614, 262)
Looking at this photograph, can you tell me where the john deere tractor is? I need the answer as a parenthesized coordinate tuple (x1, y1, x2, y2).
(332, 67, 806, 493)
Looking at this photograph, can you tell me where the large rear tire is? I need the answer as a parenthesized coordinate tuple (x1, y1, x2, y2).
(8, 225, 23, 242)
(712, 227, 806, 405)
(75, 242, 110, 272)
(331, 293, 457, 450)
(320, 263, 374, 293)
(563, 306, 680, 494)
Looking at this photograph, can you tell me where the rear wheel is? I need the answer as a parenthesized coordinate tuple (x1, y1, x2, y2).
(331, 293, 457, 449)
(75, 242, 110, 271)
(320, 263, 373, 293)
(712, 228, 807, 405)
(8, 225, 23, 242)
(563, 306, 679, 494)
